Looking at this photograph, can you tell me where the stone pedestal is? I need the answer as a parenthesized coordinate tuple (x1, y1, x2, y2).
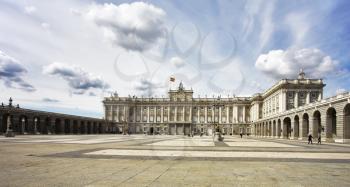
(213, 132, 224, 142)
(5, 130, 15, 137)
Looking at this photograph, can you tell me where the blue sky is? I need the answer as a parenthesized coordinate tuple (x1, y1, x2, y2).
(0, 0, 349, 118)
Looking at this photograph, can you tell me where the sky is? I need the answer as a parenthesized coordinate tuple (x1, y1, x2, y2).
(0, 0, 349, 118)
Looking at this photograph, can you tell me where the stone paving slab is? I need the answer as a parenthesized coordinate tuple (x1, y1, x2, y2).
(1, 135, 350, 186)
(85, 149, 350, 160)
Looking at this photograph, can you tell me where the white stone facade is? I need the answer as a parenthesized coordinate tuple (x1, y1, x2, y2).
(103, 72, 333, 137)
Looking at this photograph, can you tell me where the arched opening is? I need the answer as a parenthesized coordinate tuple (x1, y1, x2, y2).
(150, 127, 154, 135)
(55, 119, 62, 134)
(93, 122, 97, 133)
(98, 123, 102, 133)
(273, 120, 276, 137)
(268, 121, 272, 137)
(294, 115, 299, 139)
(326, 107, 337, 139)
(80, 121, 86, 134)
(283, 117, 292, 139)
(277, 119, 282, 138)
(64, 119, 70, 134)
(313, 111, 321, 137)
(302, 113, 310, 138)
(344, 104, 350, 139)
(1, 113, 13, 133)
(1, 113, 7, 133)
(259, 123, 262, 136)
(88, 121, 93, 134)
(44, 117, 50, 134)
(73, 120, 78, 134)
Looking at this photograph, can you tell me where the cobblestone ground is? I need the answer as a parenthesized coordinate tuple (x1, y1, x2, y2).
(0, 135, 350, 187)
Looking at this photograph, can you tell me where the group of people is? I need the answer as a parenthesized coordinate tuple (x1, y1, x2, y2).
(308, 133, 322, 144)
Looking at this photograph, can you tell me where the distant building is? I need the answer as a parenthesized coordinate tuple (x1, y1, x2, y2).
(103, 70, 350, 142)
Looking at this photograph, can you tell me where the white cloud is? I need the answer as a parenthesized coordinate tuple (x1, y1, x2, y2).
(42, 98, 59, 103)
(0, 50, 35, 92)
(24, 5, 37, 14)
(43, 62, 109, 95)
(85, 2, 166, 52)
(258, 1, 275, 50)
(170, 56, 185, 68)
(285, 12, 310, 46)
(134, 78, 165, 97)
(41, 22, 50, 30)
(255, 48, 338, 79)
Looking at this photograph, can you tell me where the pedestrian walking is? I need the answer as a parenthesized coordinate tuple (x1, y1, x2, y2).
(318, 134, 321, 144)
(308, 134, 313, 144)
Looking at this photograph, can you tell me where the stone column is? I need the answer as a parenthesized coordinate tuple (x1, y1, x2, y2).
(275, 122, 279, 138)
(110, 105, 113, 121)
(183, 124, 185, 135)
(336, 114, 344, 141)
(175, 123, 177, 135)
(232, 106, 235, 123)
(291, 119, 295, 139)
(226, 106, 229, 124)
(282, 91, 287, 111)
(189, 107, 192, 123)
(147, 106, 150, 123)
(161, 106, 164, 123)
(219, 107, 222, 124)
(124, 106, 128, 122)
(212, 108, 214, 123)
(294, 91, 299, 108)
(167, 106, 170, 122)
(133, 107, 136, 122)
(175, 106, 177, 122)
(154, 106, 156, 122)
(116, 106, 119, 122)
(182, 106, 185, 122)
(242, 106, 246, 123)
(299, 117, 305, 140)
(324, 114, 333, 142)
(318, 91, 323, 101)
(306, 92, 310, 104)
(281, 121, 285, 139)
(140, 106, 143, 122)
(197, 107, 200, 123)
(205, 107, 208, 123)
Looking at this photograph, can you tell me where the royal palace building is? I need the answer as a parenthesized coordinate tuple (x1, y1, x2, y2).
(103, 70, 350, 142)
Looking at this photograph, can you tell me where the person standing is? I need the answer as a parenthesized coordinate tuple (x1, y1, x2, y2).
(308, 134, 313, 144)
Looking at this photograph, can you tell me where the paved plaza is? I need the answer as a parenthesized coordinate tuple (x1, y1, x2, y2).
(1, 135, 350, 186)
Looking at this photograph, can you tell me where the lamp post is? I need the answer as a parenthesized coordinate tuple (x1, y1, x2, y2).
(21, 118, 26, 134)
(34, 118, 38, 134)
